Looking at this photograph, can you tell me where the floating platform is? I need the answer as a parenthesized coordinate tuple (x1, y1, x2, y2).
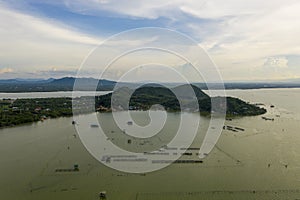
(262, 116, 274, 121)
(90, 124, 99, 128)
(113, 158, 147, 162)
(152, 160, 203, 164)
(223, 125, 245, 132)
(55, 168, 79, 172)
(55, 164, 79, 172)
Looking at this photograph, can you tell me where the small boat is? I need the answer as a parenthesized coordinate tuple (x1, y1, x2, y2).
(99, 191, 107, 199)
(73, 164, 79, 171)
(90, 124, 99, 128)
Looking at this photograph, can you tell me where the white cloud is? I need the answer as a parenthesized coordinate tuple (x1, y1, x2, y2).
(264, 57, 289, 69)
(60, 0, 300, 80)
(0, 4, 102, 72)
(63, 0, 184, 19)
(0, 5, 101, 45)
(0, 67, 13, 74)
(62, 0, 298, 20)
(0, 4, 167, 79)
(1, 0, 300, 80)
(193, 1, 300, 80)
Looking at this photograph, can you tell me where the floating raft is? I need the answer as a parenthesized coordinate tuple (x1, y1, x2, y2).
(55, 169, 79, 172)
(180, 147, 200, 150)
(103, 155, 137, 158)
(144, 152, 169, 155)
(262, 116, 274, 121)
(182, 152, 193, 156)
(152, 160, 203, 164)
(55, 164, 79, 172)
(113, 158, 147, 162)
(90, 124, 99, 128)
(223, 125, 245, 132)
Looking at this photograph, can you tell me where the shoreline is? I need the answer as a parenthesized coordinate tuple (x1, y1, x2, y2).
(1, 86, 300, 94)
(0, 109, 263, 130)
(0, 86, 267, 128)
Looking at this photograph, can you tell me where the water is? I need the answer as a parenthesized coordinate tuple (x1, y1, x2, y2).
(1, 89, 300, 199)
(0, 91, 111, 99)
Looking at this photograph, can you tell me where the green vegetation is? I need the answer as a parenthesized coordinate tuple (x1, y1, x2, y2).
(0, 98, 73, 128)
(96, 85, 266, 116)
(0, 85, 266, 128)
(218, 97, 266, 116)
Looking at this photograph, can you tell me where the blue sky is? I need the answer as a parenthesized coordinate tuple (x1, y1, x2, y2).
(0, 0, 300, 81)
(15, 1, 170, 35)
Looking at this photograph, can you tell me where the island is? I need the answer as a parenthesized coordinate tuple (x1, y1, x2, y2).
(0, 85, 266, 128)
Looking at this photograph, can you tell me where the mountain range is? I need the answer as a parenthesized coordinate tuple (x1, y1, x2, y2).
(0, 77, 116, 92)
(1, 77, 300, 92)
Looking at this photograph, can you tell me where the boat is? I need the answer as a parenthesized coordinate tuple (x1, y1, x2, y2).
(99, 191, 107, 199)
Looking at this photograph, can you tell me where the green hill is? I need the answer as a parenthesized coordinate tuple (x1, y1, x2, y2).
(95, 85, 266, 116)
(0, 85, 266, 128)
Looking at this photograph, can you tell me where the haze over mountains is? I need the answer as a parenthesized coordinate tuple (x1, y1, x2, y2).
(0, 77, 116, 92)
(1, 77, 300, 92)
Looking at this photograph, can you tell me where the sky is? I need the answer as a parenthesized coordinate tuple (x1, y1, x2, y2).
(0, 0, 300, 81)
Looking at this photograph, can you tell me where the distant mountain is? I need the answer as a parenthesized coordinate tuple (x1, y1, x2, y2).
(0, 77, 116, 92)
(2, 76, 300, 92)
(0, 78, 54, 84)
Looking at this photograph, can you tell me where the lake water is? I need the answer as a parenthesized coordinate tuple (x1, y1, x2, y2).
(1, 89, 300, 199)
(0, 91, 111, 99)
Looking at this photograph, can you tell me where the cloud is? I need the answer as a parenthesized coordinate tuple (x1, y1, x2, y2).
(0, 3, 103, 72)
(1, 0, 300, 81)
(0, 3, 166, 78)
(0, 4, 101, 45)
(36, 67, 77, 77)
(192, 1, 300, 80)
(61, 0, 298, 20)
(263, 57, 289, 69)
(0, 67, 80, 79)
(62, 0, 184, 19)
(58, 0, 300, 80)
(0, 67, 13, 74)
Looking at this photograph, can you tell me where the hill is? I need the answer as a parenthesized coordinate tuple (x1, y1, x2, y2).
(0, 77, 116, 92)
(0, 84, 266, 128)
(95, 85, 266, 116)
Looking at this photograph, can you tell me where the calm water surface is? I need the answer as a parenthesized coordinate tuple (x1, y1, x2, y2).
(0, 91, 111, 99)
(1, 89, 300, 199)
